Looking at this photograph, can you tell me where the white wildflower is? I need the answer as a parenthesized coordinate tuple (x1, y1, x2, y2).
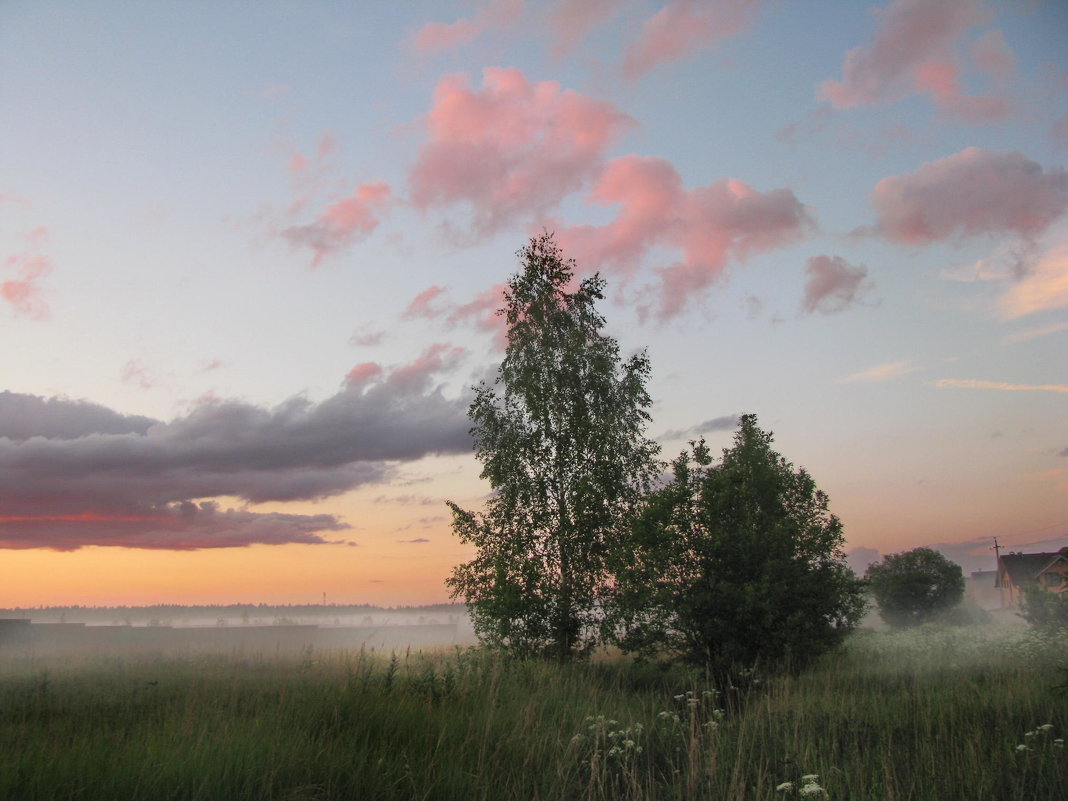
(1016, 744, 1031, 753)
(1038, 723, 1054, 732)
(799, 783, 825, 798)
(776, 781, 794, 792)
(800, 774, 819, 783)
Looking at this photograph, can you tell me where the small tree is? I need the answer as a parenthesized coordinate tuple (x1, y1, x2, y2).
(446, 233, 660, 661)
(864, 547, 964, 627)
(605, 414, 865, 671)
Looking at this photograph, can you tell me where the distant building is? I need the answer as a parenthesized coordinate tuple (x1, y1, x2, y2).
(966, 569, 1000, 610)
(995, 547, 1068, 608)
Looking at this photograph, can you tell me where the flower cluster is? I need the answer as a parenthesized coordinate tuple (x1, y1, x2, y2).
(571, 715, 644, 761)
(1015, 723, 1062, 754)
(661, 689, 725, 731)
(777, 773, 826, 797)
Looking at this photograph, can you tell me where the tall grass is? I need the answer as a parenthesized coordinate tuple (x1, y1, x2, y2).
(1, 625, 1065, 800)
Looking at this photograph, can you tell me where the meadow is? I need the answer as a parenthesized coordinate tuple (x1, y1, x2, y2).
(1, 623, 1066, 801)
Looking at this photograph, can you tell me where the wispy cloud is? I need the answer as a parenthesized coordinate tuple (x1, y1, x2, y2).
(999, 242, 1068, 319)
(659, 415, 739, 441)
(2, 226, 53, 320)
(934, 378, 1068, 394)
(839, 360, 917, 383)
(282, 183, 391, 267)
(373, 495, 437, 507)
(623, 0, 762, 79)
(407, 0, 523, 55)
(402, 283, 509, 349)
(120, 359, 160, 390)
(1004, 320, 1068, 343)
(350, 325, 387, 347)
(550, 0, 619, 57)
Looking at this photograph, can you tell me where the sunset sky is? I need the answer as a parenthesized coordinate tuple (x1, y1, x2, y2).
(2, 0, 1066, 607)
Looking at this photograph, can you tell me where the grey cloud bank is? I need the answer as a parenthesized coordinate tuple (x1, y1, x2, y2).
(0, 366, 471, 549)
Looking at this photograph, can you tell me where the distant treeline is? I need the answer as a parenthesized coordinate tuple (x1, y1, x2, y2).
(0, 603, 467, 615)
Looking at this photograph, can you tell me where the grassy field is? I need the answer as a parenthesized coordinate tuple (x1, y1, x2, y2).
(1, 624, 1066, 800)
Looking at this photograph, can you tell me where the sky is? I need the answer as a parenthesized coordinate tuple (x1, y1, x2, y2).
(1, 0, 1066, 607)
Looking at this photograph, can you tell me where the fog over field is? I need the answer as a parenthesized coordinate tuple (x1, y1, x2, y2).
(0, 604, 477, 655)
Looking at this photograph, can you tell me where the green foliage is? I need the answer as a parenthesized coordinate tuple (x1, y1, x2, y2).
(1020, 582, 1068, 633)
(865, 547, 965, 628)
(605, 414, 866, 671)
(446, 233, 660, 661)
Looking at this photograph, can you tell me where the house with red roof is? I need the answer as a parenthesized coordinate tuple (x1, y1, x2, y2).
(995, 547, 1068, 608)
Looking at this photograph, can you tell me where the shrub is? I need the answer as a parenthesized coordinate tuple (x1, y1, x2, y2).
(865, 547, 964, 628)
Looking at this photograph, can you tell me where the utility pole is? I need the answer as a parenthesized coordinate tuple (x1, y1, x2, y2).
(991, 537, 1001, 570)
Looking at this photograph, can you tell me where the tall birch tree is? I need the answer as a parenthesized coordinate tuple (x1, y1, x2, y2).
(446, 233, 660, 661)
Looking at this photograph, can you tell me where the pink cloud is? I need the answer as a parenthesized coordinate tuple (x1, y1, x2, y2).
(871, 148, 1068, 245)
(316, 132, 337, 160)
(345, 361, 384, 387)
(623, 0, 761, 79)
(120, 359, 159, 391)
(282, 182, 391, 267)
(409, 0, 524, 55)
(409, 67, 633, 235)
(801, 255, 872, 315)
(445, 283, 507, 332)
(2, 226, 53, 320)
(0, 192, 31, 209)
(557, 155, 811, 319)
(401, 283, 509, 349)
(403, 285, 449, 319)
(411, 18, 483, 53)
(819, 0, 1009, 121)
(283, 130, 338, 178)
(551, 0, 620, 57)
(288, 152, 309, 174)
(386, 343, 467, 394)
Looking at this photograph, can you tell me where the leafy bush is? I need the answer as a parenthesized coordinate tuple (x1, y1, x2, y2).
(865, 547, 964, 628)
